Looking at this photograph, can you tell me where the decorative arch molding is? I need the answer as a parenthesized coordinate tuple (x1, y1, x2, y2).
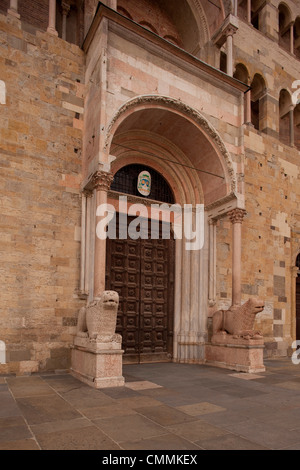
(105, 94, 237, 196)
(187, 0, 210, 46)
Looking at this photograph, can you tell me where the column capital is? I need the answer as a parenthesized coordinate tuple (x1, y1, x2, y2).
(61, 1, 71, 15)
(82, 189, 93, 198)
(212, 14, 238, 47)
(225, 25, 238, 38)
(208, 218, 217, 226)
(292, 266, 299, 278)
(91, 170, 114, 191)
(228, 208, 246, 224)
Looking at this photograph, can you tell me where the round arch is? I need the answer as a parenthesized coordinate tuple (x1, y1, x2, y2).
(234, 63, 250, 84)
(105, 94, 237, 207)
(278, 2, 293, 51)
(116, 0, 210, 55)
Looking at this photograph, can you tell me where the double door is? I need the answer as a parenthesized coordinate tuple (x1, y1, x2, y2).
(105, 216, 175, 363)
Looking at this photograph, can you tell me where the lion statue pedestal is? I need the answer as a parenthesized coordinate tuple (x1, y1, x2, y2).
(205, 298, 266, 373)
(71, 291, 125, 388)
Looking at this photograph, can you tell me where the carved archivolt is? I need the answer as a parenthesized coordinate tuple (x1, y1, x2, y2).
(105, 94, 237, 194)
(188, 0, 210, 46)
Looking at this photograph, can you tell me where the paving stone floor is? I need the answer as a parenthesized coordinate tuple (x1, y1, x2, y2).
(1, 358, 300, 450)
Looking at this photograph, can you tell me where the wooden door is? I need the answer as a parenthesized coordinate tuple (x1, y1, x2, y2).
(105, 216, 175, 363)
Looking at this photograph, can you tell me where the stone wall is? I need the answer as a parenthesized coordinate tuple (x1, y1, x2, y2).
(0, 12, 85, 374)
(214, 1, 300, 357)
(1, 0, 300, 372)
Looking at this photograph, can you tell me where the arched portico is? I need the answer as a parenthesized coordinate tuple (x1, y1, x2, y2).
(83, 95, 245, 363)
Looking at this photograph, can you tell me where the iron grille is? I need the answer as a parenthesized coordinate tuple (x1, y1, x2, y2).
(111, 164, 175, 204)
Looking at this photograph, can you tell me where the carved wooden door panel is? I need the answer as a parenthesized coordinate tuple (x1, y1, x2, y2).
(296, 276, 300, 341)
(105, 216, 174, 363)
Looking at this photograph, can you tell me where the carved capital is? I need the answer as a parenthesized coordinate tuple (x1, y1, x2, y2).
(225, 25, 237, 37)
(208, 218, 217, 226)
(61, 1, 71, 15)
(228, 208, 246, 224)
(91, 171, 114, 191)
(82, 189, 93, 198)
(292, 266, 300, 278)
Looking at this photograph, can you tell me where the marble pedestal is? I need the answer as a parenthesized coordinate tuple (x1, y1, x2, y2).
(71, 335, 125, 388)
(205, 333, 265, 373)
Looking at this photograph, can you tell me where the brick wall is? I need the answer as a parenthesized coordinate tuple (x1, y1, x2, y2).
(19, 0, 49, 31)
(0, 0, 8, 14)
(117, 0, 182, 47)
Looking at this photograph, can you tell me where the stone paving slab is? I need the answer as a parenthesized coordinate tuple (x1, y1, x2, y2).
(1, 358, 300, 450)
(195, 433, 269, 450)
(35, 425, 121, 451)
(15, 394, 82, 425)
(93, 413, 167, 444)
(176, 402, 226, 416)
(121, 433, 201, 450)
(0, 439, 40, 450)
(6, 376, 55, 398)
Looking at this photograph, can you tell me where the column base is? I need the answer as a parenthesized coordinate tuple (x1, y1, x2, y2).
(47, 27, 58, 36)
(175, 334, 206, 363)
(7, 9, 20, 19)
(205, 334, 265, 373)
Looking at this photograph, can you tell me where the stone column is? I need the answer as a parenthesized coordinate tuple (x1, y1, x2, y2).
(247, 0, 251, 23)
(80, 190, 93, 296)
(233, 0, 238, 17)
(291, 266, 299, 341)
(80, 192, 87, 294)
(47, 0, 58, 36)
(290, 22, 294, 55)
(228, 209, 246, 307)
(92, 170, 114, 298)
(289, 104, 295, 146)
(246, 78, 252, 124)
(61, 2, 70, 41)
(208, 219, 217, 307)
(226, 29, 234, 77)
(8, 0, 20, 18)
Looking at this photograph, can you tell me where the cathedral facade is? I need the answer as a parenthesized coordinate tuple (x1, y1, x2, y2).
(0, 0, 300, 374)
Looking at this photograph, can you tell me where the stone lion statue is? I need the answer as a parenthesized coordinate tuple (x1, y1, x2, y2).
(77, 290, 120, 341)
(212, 298, 264, 340)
